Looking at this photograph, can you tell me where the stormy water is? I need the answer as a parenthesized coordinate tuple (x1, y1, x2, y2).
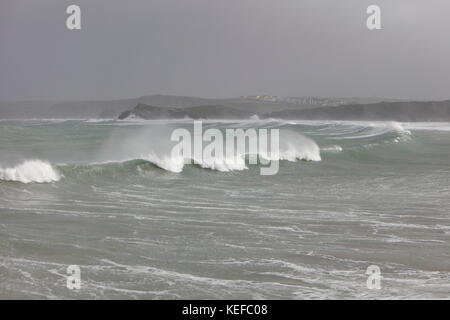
(0, 119, 449, 299)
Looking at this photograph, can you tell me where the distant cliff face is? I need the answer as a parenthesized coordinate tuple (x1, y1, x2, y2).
(118, 103, 254, 120)
(265, 101, 450, 122)
(119, 100, 450, 122)
(3, 95, 450, 121)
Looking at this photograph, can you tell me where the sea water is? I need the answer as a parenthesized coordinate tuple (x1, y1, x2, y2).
(0, 119, 449, 299)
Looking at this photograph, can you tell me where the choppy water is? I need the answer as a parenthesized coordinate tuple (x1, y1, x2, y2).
(0, 119, 449, 299)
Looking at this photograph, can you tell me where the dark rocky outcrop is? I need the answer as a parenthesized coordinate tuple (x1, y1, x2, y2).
(3, 95, 450, 122)
(118, 103, 253, 120)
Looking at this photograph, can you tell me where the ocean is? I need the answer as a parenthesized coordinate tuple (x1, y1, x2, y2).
(0, 119, 449, 299)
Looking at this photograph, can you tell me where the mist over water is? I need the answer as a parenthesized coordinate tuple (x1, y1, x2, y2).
(0, 119, 449, 299)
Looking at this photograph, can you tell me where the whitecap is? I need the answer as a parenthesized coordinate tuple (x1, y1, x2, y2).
(0, 160, 61, 183)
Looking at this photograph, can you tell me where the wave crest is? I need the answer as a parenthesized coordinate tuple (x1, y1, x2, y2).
(141, 133, 321, 173)
(0, 160, 61, 183)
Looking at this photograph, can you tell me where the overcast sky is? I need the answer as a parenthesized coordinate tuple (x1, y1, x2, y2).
(1, 0, 449, 101)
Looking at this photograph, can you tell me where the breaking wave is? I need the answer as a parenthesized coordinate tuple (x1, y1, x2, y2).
(59, 134, 322, 176)
(0, 121, 416, 183)
(139, 130, 321, 172)
(142, 140, 321, 173)
(0, 160, 61, 184)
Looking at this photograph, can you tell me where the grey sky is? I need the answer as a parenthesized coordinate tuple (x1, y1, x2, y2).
(1, 0, 449, 101)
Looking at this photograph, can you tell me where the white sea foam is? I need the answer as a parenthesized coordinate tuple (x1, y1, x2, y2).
(0, 160, 61, 183)
(97, 124, 322, 173)
(140, 132, 321, 173)
(85, 118, 114, 123)
(139, 154, 249, 173)
(142, 153, 185, 173)
(331, 122, 411, 140)
(193, 156, 248, 172)
(275, 131, 321, 162)
(403, 122, 450, 132)
(322, 145, 343, 153)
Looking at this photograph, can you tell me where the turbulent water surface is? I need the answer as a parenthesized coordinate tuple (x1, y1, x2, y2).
(0, 119, 449, 299)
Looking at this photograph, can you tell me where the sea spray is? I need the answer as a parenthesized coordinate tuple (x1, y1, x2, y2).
(0, 160, 61, 183)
